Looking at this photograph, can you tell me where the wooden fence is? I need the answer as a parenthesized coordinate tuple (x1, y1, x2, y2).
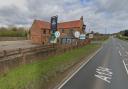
(0, 39, 91, 74)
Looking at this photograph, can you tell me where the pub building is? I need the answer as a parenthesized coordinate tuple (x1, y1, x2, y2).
(30, 16, 86, 44)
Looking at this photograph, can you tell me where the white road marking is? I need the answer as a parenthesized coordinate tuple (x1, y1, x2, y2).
(125, 51, 128, 55)
(119, 44, 124, 50)
(123, 51, 128, 57)
(123, 60, 128, 75)
(94, 67, 113, 83)
(118, 50, 122, 56)
(56, 47, 103, 89)
(95, 74, 111, 83)
(96, 71, 111, 77)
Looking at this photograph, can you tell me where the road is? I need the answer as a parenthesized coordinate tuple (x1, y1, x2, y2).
(59, 37, 128, 89)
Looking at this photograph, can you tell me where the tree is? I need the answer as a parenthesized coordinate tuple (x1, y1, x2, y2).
(124, 30, 128, 36)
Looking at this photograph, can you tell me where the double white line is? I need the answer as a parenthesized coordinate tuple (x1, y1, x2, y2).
(118, 50, 128, 57)
(118, 50, 122, 56)
(123, 59, 128, 75)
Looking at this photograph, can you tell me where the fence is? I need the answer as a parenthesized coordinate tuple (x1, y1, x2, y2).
(0, 39, 91, 74)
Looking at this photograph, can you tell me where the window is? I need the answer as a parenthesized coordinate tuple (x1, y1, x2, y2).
(62, 29, 64, 33)
(69, 29, 73, 35)
(43, 29, 46, 34)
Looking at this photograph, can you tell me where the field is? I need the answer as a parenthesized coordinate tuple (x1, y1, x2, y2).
(0, 43, 101, 89)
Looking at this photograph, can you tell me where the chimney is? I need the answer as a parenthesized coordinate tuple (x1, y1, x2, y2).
(80, 16, 83, 21)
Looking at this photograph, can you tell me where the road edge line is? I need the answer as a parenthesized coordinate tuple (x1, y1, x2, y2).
(55, 46, 103, 89)
(123, 60, 128, 75)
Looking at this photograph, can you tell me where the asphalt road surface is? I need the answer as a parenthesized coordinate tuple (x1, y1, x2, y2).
(59, 37, 128, 89)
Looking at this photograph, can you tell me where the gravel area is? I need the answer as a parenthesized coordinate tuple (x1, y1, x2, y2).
(0, 40, 39, 51)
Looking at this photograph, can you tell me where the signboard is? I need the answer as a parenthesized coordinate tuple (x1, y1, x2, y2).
(50, 33, 57, 43)
(89, 34, 93, 38)
(79, 34, 86, 40)
(50, 16, 58, 44)
(55, 31, 60, 38)
(51, 16, 58, 33)
(50, 38, 57, 43)
(74, 31, 80, 38)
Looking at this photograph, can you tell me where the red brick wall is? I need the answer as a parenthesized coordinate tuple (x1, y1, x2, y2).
(30, 21, 50, 44)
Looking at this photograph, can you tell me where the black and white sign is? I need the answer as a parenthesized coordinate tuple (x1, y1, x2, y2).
(89, 34, 93, 38)
(74, 31, 80, 38)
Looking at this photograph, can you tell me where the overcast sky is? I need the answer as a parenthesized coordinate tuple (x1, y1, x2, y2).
(0, 0, 128, 33)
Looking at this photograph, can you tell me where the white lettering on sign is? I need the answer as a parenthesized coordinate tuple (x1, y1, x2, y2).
(94, 66, 113, 83)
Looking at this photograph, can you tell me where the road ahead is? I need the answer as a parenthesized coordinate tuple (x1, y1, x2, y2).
(59, 37, 128, 89)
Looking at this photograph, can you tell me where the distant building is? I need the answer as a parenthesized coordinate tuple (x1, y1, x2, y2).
(30, 16, 86, 44)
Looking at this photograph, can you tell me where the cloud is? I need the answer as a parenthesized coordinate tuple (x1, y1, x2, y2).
(0, 0, 128, 33)
(0, 5, 30, 26)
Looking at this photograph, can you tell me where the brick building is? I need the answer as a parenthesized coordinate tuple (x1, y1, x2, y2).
(30, 16, 86, 44)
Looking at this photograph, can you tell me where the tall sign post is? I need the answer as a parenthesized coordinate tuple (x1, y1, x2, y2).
(50, 16, 58, 44)
(51, 16, 58, 33)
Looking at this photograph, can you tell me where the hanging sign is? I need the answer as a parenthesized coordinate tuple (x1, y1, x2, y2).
(74, 31, 80, 38)
(51, 16, 58, 33)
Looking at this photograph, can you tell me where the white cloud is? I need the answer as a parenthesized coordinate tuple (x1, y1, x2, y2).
(0, 0, 128, 33)
(0, 0, 27, 10)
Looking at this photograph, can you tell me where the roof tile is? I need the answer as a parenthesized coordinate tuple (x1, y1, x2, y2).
(33, 19, 81, 30)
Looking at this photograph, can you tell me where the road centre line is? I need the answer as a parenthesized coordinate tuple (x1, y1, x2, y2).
(123, 60, 128, 75)
(118, 50, 122, 56)
(119, 44, 124, 50)
(125, 51, 128, 55)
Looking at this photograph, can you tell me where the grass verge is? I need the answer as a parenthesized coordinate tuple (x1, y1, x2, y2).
(0, 43, 101, 89)
(117, 35, 128, 41)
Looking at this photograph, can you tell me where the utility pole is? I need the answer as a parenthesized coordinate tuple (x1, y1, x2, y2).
(105, 28, 107, 35)
(89, 28, 91, 33)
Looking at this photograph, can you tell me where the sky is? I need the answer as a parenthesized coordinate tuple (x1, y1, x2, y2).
(0, 0, 128, 33)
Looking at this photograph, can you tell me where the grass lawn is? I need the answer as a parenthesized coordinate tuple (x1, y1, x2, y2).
(0, 44, 101, 89)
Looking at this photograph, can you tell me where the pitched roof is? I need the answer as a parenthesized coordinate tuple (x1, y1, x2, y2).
(58, 20, 81, 29)
(34, 20, 50, 29)
(33, 19, 81, 30)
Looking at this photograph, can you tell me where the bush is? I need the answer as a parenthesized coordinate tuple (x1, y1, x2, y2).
(0, 27, 27, 37)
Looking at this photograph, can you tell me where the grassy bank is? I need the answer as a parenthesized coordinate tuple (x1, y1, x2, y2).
(92, 35, 109, 41)
(0, 44, 101, 89)
(117, 35, 128, 41)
